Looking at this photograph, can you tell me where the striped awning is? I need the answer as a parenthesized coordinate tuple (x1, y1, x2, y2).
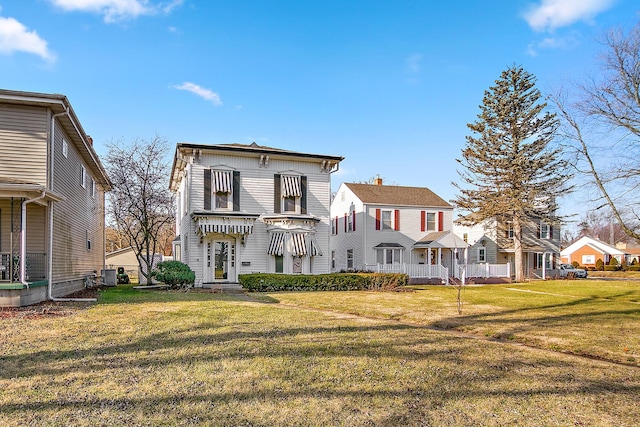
(213, 170, 232, 193)
(194, 216, 255, 236)
(268, 232, 285, 256)
(292, 233, 307, 256)
(281, 175, 301, 197)
(309, 234, 322, 256)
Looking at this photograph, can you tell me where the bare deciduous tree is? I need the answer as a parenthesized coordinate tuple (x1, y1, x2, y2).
(551, 21, 640, 241)
(105, 136, 175, 284)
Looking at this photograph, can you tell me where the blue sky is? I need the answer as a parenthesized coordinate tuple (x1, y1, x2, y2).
(1, 0, 639, 220)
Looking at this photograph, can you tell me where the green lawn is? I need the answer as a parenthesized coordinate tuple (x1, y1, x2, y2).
(1, 282, 639, 426)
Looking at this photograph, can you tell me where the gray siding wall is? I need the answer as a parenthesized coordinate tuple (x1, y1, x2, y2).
(0, 104, 48, 185)
(51, 120, 105, 287)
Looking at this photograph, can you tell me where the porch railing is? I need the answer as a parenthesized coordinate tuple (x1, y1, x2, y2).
(0, 252, 47, 282)
(365, 263, 449, 283)
(463, 263, 511, 278)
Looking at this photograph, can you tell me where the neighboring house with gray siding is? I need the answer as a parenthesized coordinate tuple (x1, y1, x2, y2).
(330, 177, 468, 281)
(169, 142, 343, 285)
(453, 213, 561, 278)
(0, 89, 111, 306)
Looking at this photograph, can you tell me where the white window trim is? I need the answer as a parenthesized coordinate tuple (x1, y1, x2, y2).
(477, 247, 486, 262)
(381, 210, 392, 230)
(540, 222, 550, 239)
(62, 139, 68, 158)
(426, 212, 436, 232)
(80, 165, 86, 188)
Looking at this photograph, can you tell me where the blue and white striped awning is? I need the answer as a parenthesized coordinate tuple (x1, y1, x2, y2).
(281, 175, 301, 197)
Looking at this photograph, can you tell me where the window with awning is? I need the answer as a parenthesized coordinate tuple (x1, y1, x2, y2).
(281, 175, 301, 197)
(268, 232, 285, 256)
(291, 233, 307, 257)
(213, 170, 232, 193)
(309, 234, 322, 256)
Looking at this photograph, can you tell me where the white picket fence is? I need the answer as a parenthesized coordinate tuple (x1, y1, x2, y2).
(365, 262, 511, 283)
(365, 263, 450, 283)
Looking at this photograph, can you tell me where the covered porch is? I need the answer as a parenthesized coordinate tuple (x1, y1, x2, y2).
(0, 180, 64, 306)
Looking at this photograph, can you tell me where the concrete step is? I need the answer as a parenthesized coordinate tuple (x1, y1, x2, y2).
(202, 282, 244, 293)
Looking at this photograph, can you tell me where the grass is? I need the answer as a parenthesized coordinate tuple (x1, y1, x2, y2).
(0, 282, 638, 426)
(269, 280, 640, 366)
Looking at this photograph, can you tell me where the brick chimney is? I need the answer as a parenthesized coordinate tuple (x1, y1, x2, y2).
(373, 175, 383, 186)
(87, 136, 93, 146)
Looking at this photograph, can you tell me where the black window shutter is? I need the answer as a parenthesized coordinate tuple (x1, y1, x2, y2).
(204, 169, 211, 210)
(233, 171, 240, 211)
(300, 175, 307, 214)
(274, 174, 281, 213)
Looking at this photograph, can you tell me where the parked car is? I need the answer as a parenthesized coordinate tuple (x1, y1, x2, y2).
(558, 264, 588, 278)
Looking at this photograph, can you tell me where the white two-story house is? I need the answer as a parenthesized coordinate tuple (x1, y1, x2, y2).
(169, 142, 343, 285)
(330, 177, 468, 282)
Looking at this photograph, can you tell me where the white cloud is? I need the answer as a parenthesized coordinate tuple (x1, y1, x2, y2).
(0, 15, 54, 61)
(173, 82, 222, 106)
(524, 0, 615, 32)
(49, 0, 184, 23)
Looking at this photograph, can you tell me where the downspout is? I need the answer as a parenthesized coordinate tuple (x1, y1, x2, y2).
(20, 191, 46, 287)
(47, 109, 96, 302)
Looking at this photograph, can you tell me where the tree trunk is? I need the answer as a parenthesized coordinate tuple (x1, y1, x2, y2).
(513, 215, 525, 282)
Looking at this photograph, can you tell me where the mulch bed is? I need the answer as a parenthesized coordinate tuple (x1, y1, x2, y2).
(0, 287, 101, 319)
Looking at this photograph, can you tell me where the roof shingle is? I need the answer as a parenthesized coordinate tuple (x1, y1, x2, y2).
(345, 183, 451, 208)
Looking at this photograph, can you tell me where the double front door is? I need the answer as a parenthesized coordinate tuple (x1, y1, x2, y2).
(205, 239, 235, 282)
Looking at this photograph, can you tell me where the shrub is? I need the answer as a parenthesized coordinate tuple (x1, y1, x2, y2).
(571, 261, 580, 268)
(152, 261, 195, 289)
(596, 259, 605, 271)
(604, 265, 620, 271)
(627, 265, 640, 271)
(609, 257, 619, 266)
(238, 273, 409, 292)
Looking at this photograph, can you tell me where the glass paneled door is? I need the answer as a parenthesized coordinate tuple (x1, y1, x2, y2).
(206, 240, 235, 282)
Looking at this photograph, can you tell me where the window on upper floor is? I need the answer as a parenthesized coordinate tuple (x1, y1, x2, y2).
(274, 174, 307, 214)
(347, 210, 355, 232)
(505, 221, 514, 239)
(80, 165, 86, 188)
(62, 138, 68, 158)
(376, 209, 399, 231)
(204, 169, 240, 211)
(540, 221, 551, 239)
(426, 212, 436, 231)
(90, 178, 95, 198)
(382, 210, 392, 230)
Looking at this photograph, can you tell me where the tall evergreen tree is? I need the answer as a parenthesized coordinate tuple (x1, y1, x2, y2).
(454, 65, 571, 282)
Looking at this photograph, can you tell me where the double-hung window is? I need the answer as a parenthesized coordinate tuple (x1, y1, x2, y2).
(540, 222, 551, 239)
(346, 249, 354, 269)
(381, 210, 392, 230)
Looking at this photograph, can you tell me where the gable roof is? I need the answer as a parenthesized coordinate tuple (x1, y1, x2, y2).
(344, 183, 451, 208)
(413, 231, 469, 248)
(560, 236, 625, 257)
